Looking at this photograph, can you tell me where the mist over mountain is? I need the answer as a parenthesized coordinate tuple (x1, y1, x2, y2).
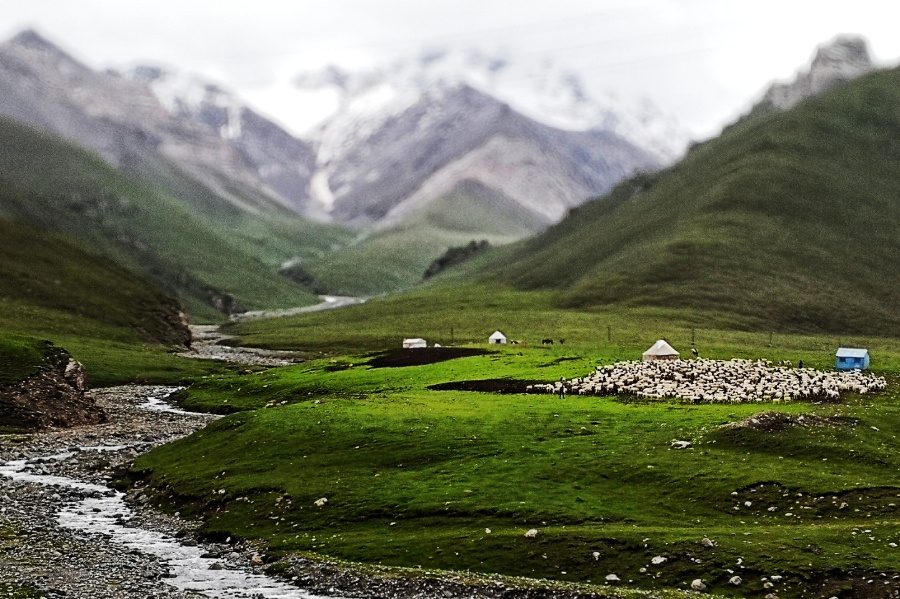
(0, 30, 316, 216)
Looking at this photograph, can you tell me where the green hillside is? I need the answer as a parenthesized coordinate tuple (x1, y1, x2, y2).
(307, 180, 544, 295)
(0, 218, 228, 386)
(0, 117, 353, 318)
(482, 67, 900, 335)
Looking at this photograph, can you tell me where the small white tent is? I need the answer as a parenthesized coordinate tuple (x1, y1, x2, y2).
(402, 338, 427, 349)
(642, 339, 679, 361)
(489, 331, 507, 345)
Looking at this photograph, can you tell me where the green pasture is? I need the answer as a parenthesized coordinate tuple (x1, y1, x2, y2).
(224, 285, 900, 373)
(135, 289, 900, 597)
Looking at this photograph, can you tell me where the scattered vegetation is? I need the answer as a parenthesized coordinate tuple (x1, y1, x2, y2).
(423, 239, 491, 280)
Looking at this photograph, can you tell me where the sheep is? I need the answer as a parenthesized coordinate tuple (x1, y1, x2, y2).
(529, 358, 886, 404)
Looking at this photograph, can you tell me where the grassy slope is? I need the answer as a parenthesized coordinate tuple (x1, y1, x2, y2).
(0, 218, 229, 386)
(0, 116, 353, 317)
(480, 67, 900, 335)
(306, 181, 543, 296)
(0, 336, 49, 388)
(134, 327, 900, 598)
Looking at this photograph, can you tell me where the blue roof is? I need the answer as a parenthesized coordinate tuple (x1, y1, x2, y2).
(835, 347, 869, 358)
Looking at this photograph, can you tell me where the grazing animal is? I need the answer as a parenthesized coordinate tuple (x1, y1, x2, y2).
(691, 347, 699, 358)
(542, 338, 554, 345)
(526, 358, 886, 403)
(559, 339, 566, 345)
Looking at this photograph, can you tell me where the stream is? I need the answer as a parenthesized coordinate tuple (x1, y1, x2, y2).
(0, 388, 344, 599)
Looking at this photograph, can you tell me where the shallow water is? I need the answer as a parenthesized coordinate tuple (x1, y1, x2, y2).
(0, 390, 342, 599)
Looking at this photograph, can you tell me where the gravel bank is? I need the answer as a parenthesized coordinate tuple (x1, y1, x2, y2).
(0, 385, 216, 598)
(178, 325, 300, 366)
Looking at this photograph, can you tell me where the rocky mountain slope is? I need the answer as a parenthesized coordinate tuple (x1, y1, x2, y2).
(0, 30, 680, 229)
(0, 29, 316, 216)
(754, 35, 874, 113)
(0, 29, 689, 298)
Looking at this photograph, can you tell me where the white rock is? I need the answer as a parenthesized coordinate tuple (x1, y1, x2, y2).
(524, 528, 538, 538)
(651, 555, 667, 565)
(314, 497, 327, 507)
(691, 578, 706, 590)
(592, 551, 600, 560)
(605, 574, 620, 581)
(729, 575, 743, 585)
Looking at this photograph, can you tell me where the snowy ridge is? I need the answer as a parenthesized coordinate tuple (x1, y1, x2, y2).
(129, 65, 245, 139)
(297, 48, 690, 163)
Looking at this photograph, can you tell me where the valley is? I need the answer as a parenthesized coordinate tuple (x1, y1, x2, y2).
(1, 21, 899, 599)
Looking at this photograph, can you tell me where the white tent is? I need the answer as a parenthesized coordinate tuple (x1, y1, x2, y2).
(489, 330, 507, 345)
(402, 338, 427, 349)
(642, 339, 679, 361)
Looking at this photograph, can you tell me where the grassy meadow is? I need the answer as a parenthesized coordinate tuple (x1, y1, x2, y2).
(132, 286, 900, 598)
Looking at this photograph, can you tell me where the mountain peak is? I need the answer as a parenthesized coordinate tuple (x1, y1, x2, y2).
(294, 48, 689, 162)
(8, 28, 69, 57)
(759, 35, 874, 111)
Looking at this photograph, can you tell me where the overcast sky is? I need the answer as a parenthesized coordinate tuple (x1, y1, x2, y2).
(5, 0, 900, 139)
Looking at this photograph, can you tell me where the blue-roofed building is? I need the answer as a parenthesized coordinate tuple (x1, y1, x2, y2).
(835, 347, 870, 371)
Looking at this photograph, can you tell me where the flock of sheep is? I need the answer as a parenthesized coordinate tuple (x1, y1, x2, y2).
(527, 358, 887, 403)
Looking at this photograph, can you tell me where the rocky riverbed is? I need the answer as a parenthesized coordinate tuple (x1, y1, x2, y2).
(178, 325, 300, 367)
(0, 385, 217, 598)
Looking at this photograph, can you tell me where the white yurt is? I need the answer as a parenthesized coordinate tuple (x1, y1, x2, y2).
(488, 331, 508, 345)
(642, 339, 679, 361)
(402, 338, 427, 349)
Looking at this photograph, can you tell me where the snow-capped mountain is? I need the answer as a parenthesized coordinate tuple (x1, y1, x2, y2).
(0, 30, 317, 216)
(126, 65, 321, 218)
(0, 30, 679, 237)
(291, 49, 678, 227)
(295, 48, 689, 163)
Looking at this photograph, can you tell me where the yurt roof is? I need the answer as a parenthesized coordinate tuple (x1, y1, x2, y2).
(643, 339, 679, 356)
